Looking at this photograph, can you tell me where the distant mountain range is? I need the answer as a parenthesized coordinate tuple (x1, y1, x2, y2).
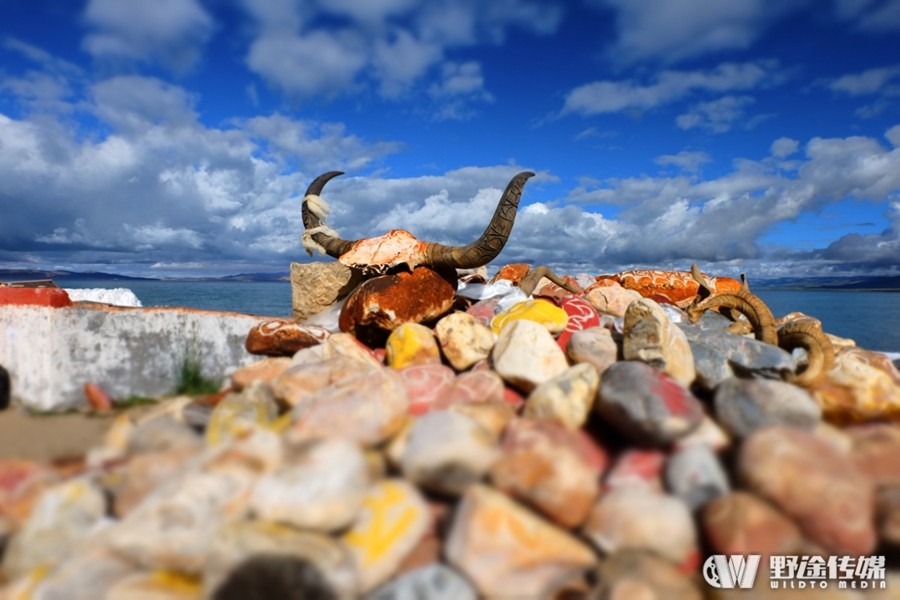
(1, 268, 897, 289)
(0, 269, 289, 283)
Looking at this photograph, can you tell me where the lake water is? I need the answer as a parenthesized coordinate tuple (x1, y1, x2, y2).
(63, 280, 900, 353)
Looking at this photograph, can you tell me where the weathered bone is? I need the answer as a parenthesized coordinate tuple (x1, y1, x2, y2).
(301, 171, 535, 270)
(778, 319, 836, 385)
(687, 264, 778, 345)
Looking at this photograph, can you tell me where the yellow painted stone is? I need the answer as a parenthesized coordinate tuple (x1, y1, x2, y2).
(491, 299, 569, 335)
(205, 386, 278, 446)
(385, 323, 441, 369)
(342, 479, 430, 592)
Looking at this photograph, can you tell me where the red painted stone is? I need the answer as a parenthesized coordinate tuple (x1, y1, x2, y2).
(0, 287, 72, 307)
(554, 295, 601, 350)
(339, 266, 457, 345)
(603, 449, 667, 493)
(502, 385, 525, 410)
(432, 370, 505, 411)
(465, 296, 504, 328)
(399, 364, 456, 416)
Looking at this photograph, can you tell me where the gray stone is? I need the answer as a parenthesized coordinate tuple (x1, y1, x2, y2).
(291, 261, 363, 321)
(665, 444, 730, 511)
(367, 564, 477, 600)
(713, 377, 822, 438)
(566, 326, 619, 375)
(679, 322, 797, 389)
(596, 361, 704, 445)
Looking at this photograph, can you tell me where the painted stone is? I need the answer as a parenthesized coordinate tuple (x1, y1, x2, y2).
(432, 369, 505, 409)
(245, 319, 330, 356)
(807, 347, 900, 424)
(585, 283, 642, 317)
(342, 479, 431, 593)
(738, 425, 877, 554)
(205, 381, 279, 446)
(701, 491, 806, 556)
(566, 326, 619, 375)
(602, 449, 666, 493)
(292, 368, 410, 447)
(593, 269, 741, 307)
(23, 549, 138, 600)
(433, 311, 495, 371)
(582, 487, 698, 569)
(250, 437, 369, 532)
(385, 323, 442, 369)
(713, 377, 822, 438)
(490, 298, 569, 335)
(490, 419, 605, 528)
(489, 263, 531, 285)
(398, 364, 456, 415)
(106, 430, 281, 573)
(114, 444, 202, 517)
(205, 519, 358, 599)
(290, 260, 363, 321)
(401, 410, 499, 495)
(555, 294, 601, 350)
(665, 444, 730, 511)
(2, 478, 107, 579)
(229, 357, 292, 390)
(524, 363, 599, 429)
(623, 298, 696, 387)
(104, 570, 204, 599)
(596, 361, 704, 445)
(491, 319, 570, 393)
(465, 296, 504, 328)
(321, 332, 384, 367)
(445, 484, 596, 598)
(339, 266, 457, 345)
(272, 356, 378, 408)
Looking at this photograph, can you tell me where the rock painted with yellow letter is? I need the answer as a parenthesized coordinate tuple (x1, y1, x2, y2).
(342, 479, 430, 593)
(385, 323, 442, 369)
(491, 299, 568, 335)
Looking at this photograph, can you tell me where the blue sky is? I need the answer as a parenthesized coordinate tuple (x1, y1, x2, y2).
(1, 0, 899, 279)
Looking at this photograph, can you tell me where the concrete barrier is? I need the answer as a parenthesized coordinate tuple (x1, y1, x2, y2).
(0, 304, 271, 412)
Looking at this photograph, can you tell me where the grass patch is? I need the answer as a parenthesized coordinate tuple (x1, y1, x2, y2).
(116, 395, 159, 408)
(175, 361, 221, 396)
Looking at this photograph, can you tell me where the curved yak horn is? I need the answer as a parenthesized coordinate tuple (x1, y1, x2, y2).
(420, 171, 536, 269)
(302, 170, 535, 270)
(301, 171, 357, 258)
(778, 320, 836, 385)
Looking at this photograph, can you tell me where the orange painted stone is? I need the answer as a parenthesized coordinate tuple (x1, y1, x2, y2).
(0, 287, 72, 307)
(339, 229, 430, 271)
(84, 382, 113, 411)
(590, 270, 741, 307)
(489, 263, 531, 285)
(339, 266, 458, 345)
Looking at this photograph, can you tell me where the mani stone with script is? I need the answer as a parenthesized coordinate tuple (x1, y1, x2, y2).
(290, 262, 363, 321)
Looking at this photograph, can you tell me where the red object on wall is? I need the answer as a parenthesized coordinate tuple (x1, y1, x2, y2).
(0, 287, 72, 307)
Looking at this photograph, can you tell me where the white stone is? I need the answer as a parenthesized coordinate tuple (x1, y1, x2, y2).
(623, 298, 696, 387)
(434, 311, 495, 371)
(491, 319, 570, 393)
(524, 363, 599, 429)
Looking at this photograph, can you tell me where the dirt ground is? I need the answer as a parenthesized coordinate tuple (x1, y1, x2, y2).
(0, 408, 118, 462)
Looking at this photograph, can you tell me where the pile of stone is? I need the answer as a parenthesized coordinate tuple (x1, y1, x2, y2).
(1, 262, 899, 599)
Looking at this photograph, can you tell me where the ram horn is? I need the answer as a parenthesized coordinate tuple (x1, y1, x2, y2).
(519, 265, 581, 296)
(778, 320, 836, 385)
(687, 263, 778, 345)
